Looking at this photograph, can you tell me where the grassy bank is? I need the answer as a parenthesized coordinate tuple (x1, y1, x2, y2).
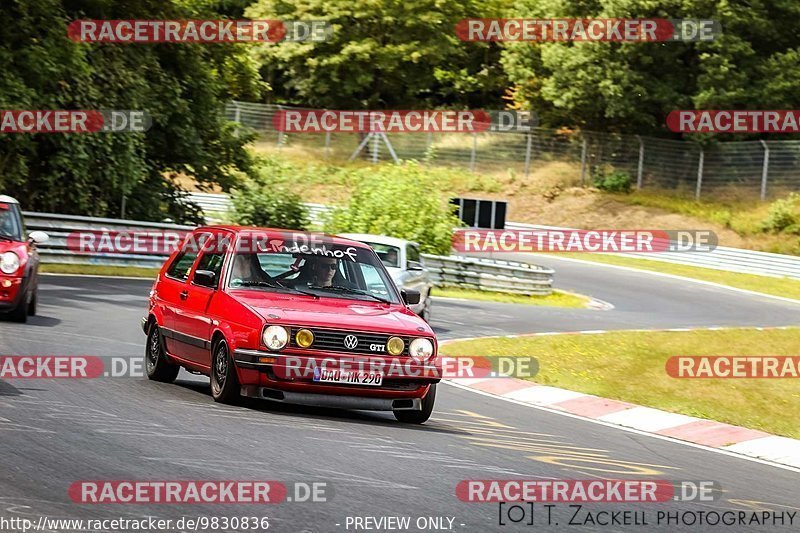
(432, 287, 590, 308)
(441, 327, 800, 439)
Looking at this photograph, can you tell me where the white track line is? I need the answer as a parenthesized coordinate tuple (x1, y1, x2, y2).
(442, 380, 800, 474)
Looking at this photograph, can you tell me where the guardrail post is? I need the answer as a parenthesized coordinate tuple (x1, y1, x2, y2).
(276, 105, 285, 149)
(523, 132, 533, 177)
(695, 148, 704, 200)
(469, 134, 477, 172)
(759, 140, 770, 201)
(636, 135, 644, 190)
(580, 137, 588, 186)
(324, 131, 331, 158)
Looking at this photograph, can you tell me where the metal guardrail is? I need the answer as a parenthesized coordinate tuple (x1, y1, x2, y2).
(22, 212, 555, 294)
(185, 192, 332, 227)
(422, 254, 554, 295)
(506, 222, 800, 280)
(23, 212, 191, 269)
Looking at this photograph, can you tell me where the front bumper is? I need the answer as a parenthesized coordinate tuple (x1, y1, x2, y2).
(0, 276, 26, 311)
(233, 348, 440, 402)
(241, 385, 423, 411)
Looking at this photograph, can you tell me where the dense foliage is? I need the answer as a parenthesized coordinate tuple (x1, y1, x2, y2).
(0, 0, 263, 222)
(324, 162, 463, 255)
(229, 157, 310, 229)
(3, 0, 800, 222)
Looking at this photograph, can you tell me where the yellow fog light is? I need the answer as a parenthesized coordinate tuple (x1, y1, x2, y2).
(296, 328, 315, 348)
(387, 336, 405, 356)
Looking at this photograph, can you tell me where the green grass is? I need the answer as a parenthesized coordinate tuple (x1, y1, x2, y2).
(608, 190, 800, 255)
(441, 327, 800, 439)
(432, 287, 590, 308)
(40, 263, 159, 278)
(546, 252, 800, 301)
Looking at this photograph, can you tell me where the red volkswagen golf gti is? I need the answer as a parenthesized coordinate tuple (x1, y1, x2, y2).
(142, 226, 441, 423)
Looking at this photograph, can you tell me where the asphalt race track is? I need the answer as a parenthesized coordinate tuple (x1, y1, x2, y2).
(1, 272, 799, 533)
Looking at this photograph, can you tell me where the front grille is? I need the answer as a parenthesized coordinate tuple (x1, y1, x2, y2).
(288, 327, 411, 356)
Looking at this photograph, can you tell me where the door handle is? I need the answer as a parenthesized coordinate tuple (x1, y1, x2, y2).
(179, 290, 189, 300)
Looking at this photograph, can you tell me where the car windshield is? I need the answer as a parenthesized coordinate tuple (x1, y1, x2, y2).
(362, 242, 401, 268)
(0, 203, 22, 241)
(228, 240, 401, 304)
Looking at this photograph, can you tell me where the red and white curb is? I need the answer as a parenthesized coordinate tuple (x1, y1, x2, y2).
(441, 327, 800, 470)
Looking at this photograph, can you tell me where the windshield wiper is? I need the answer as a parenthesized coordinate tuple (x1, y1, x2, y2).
(235, 280, 319, 299)
(309, 285, 392, 304)
(0, 234, 14, 242)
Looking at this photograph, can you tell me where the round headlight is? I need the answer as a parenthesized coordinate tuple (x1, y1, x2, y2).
(263, 325, 289, 351)
(296, 328, 314, 348)
(387, 336, 405, 356)
(409, 338, 434, 361)
(0, 252, 20, 275)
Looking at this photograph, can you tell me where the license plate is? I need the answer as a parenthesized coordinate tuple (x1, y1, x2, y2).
(313, 368, 384, 386)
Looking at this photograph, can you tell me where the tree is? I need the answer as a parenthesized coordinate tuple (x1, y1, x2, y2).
(324, 162, 462, 255)
(0, 0, 265, 222)
(500, 0, 800, 136)
(245, 0, 507, 109)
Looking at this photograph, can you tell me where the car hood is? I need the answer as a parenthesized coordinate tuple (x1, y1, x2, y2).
(231, 291, 432, 336)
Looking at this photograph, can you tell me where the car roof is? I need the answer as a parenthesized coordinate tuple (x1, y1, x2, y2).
(337, 233, 417, 248)
(0, 195, 19, 204)
(195, 225, 372, 249)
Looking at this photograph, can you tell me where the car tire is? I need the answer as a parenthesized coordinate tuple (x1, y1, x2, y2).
(27, 284, 37, 316)
(7, 291, 29, 323)
(210, 338, 240, 404)
(145, 324, 179, 383)
(394, 384, 436, 424)
(419, 293, 431, 323)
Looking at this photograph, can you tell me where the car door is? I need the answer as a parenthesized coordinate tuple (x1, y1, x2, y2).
(158, 240, 202, 357)
(171, 231, 229, 368)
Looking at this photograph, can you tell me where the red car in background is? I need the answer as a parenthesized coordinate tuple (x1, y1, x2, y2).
(0, 195, 49, 323)
(142, 226, 440, 423)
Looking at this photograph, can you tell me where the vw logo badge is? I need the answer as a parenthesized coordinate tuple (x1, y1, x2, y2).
(343, 335, 359, 350)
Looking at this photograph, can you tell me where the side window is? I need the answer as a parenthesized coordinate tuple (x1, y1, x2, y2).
(166, 249, 199, 281)
(195, 251, 224, 279)
(407, 244, 420, 263)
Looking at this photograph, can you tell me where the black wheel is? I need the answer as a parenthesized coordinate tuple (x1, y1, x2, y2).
(418, 292, 431, 323)
(27, 284, 37, 316)
(210, 338, 240, 404)
(145, 324, 179, 383)
(394, 384, 436, 424)
(7, 291, 29, 323)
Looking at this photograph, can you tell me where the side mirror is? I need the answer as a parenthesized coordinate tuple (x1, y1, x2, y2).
(401, 289, 420, 305)
(28, 231, 49, 245)
(193, 270, 217, 289)
(407, 260, 424, 271)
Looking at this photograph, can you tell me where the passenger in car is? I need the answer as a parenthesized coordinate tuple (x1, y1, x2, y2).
(230, 254, 271, 286)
